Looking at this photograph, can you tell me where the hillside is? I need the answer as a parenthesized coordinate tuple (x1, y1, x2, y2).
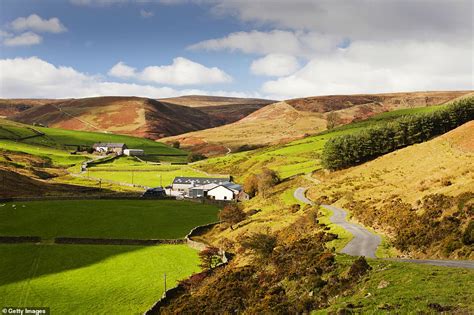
(7, 96, 273, 139)
(161, 91, 472, 156)
(308, 121, 474, 259)
(0, 99, 66, 117)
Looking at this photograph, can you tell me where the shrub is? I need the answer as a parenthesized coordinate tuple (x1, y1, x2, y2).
(241, 233, 277, 259)
(199, 246, 222, 270)
(462, 221, 474, 245)
(187, 153, 206, 163)
(172, 141, 180, 149)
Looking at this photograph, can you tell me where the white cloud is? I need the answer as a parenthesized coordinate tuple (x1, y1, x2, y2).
(3, 32, 43, 47)
(140, 9, 154, 18)
(108, 61, 137, 78)
(10, 14, 67, 34)
(261, 40, 473, 99)
(250, 54, 300, 77)
(0, 57, 251, 99)
(189, 30, 339, 57)
(108, 57, 232, 85)
(209, 0, 471, 42)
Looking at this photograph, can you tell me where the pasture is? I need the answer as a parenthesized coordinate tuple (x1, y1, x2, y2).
(0, 200, 219, 239)
(0, 244, 200, 314)
(83, 157, 219, 187)
(0, 118, 187, 164)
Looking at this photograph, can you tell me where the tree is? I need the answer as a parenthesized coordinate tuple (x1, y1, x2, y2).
(241, 232, 277, 259)
(187, 153, 206, 163)
(326, 112, 342, 130)
(199, 246, 222, 270)
(172, 141, 181, 149)
(219, 204, 246, 229)
(243, 174, 259, 198)
(258, 168, 280, 198)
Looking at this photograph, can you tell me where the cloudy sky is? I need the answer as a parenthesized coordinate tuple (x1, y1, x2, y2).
(0, 0, 472, 100)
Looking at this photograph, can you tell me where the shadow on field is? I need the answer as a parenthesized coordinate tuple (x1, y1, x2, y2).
(0, 244, 146, 287)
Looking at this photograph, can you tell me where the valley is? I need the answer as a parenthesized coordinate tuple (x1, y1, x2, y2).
(0, 92, 473, 314)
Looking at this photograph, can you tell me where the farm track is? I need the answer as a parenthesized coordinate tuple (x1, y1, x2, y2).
(294, 187, 474, 269)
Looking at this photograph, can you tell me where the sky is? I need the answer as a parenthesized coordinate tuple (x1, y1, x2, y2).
(0, 0, 472, 100)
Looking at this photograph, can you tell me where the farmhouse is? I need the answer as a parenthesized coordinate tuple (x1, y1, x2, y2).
(93, 143, 128, 155)
(167, 176, 248, 201)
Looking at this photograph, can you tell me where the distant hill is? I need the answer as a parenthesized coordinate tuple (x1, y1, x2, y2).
(158, 95, 275, 125)
(7, 96, 273, 139)
(0, 99, 67, 117)
(161, 91, 472, 156)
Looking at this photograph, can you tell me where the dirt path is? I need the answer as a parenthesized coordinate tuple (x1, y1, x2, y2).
(294, 187, 474, 269)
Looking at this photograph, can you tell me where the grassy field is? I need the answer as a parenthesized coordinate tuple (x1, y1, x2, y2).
(196, 103, 452, 181)
(0, 200, 219, 239)
(0, 118, 187, 163)
(0, 244, 200, 314)
(81, 156, 223, 187)
(315, 255, 474, 313)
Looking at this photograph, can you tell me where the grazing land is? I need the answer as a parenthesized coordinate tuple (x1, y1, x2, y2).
(0, 244, 200, 314)
(0, 200, 219, 239)
(82, 156, 225, 187)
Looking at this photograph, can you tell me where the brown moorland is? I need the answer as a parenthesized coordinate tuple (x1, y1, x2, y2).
(308, 121, 474, 259)
(161, 91, 472, 156)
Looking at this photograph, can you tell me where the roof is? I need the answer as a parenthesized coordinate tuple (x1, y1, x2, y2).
(189, 183, 219, 191)
(222, 182, 242, 192)
(172, 177, 230, 185)
(93, 143, 126, 148)
(208, 184, 235, 194)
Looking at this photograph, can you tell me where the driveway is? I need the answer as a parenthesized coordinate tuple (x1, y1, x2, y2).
(294, 187, 474, 269)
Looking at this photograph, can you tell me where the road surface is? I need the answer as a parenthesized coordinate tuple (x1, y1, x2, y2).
(294, 187, 474, 269)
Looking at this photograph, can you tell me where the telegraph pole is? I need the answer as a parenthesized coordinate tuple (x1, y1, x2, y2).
(164, 273, 167, 293)
(131, 170, 134, 185)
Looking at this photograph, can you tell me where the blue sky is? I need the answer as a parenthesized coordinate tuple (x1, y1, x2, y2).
(0, 0, 472, 99)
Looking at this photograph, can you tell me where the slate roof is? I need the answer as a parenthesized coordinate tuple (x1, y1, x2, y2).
(172, 176, 230, 185)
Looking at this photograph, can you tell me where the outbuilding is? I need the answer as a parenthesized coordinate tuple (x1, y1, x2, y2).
(124, 149, 144, 156)
(207, 185, 235, 201)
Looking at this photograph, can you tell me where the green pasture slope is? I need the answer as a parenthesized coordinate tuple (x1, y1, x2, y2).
(0, 200, 219, 239)
(197, 102, 454, 180)
(0, 118, 187, 164)
(83, 156, 228, 187)
(0, 244, 200, 314)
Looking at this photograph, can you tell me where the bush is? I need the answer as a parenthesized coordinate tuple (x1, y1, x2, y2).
(199, 246, 222, 270)
(187, 153, 206, 163)
(172, 141, 180, 149)
(462, 221, 474, 245)
(241, 233, 277, 259)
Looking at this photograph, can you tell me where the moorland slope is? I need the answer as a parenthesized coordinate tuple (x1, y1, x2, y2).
(161, 91, 472, 156)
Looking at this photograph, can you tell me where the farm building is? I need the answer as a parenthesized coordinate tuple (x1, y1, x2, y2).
(124, 149, 144, 156)
(93, 143, 128, 155)
(167, 176, 248, 201)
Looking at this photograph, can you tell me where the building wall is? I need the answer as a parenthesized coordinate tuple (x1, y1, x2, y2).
(208, 186, 234, 201)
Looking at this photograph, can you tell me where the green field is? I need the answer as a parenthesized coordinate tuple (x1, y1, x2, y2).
(197, 103, 452, 180)
(0, 244, 200, 314)
(0, 200, 219, 239)
(0, 118, 187, 164)
(315, 255, 474, 313)
(83, 157, 213, 187)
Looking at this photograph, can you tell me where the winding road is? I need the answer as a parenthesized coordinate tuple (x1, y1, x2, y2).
(294, 187, 474, 269)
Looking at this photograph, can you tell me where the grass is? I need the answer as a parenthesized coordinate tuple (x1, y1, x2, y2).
(80, 156, 226, 187)
(315, 255, 474, 313)
(318, 206, 353, 252)
(0, 200, 219, 239)
(0, 244, 200, 314)
(197, 103, 452, 181)
(0, 118, 187, 163)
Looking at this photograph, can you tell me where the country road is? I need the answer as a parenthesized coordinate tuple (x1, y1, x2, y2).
(294, 187, 474, 269)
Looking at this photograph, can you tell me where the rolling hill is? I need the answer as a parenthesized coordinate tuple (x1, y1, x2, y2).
(0, 99, 67, 118)
(161, 91, 472, 156)
(6, 96, 273, 139)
